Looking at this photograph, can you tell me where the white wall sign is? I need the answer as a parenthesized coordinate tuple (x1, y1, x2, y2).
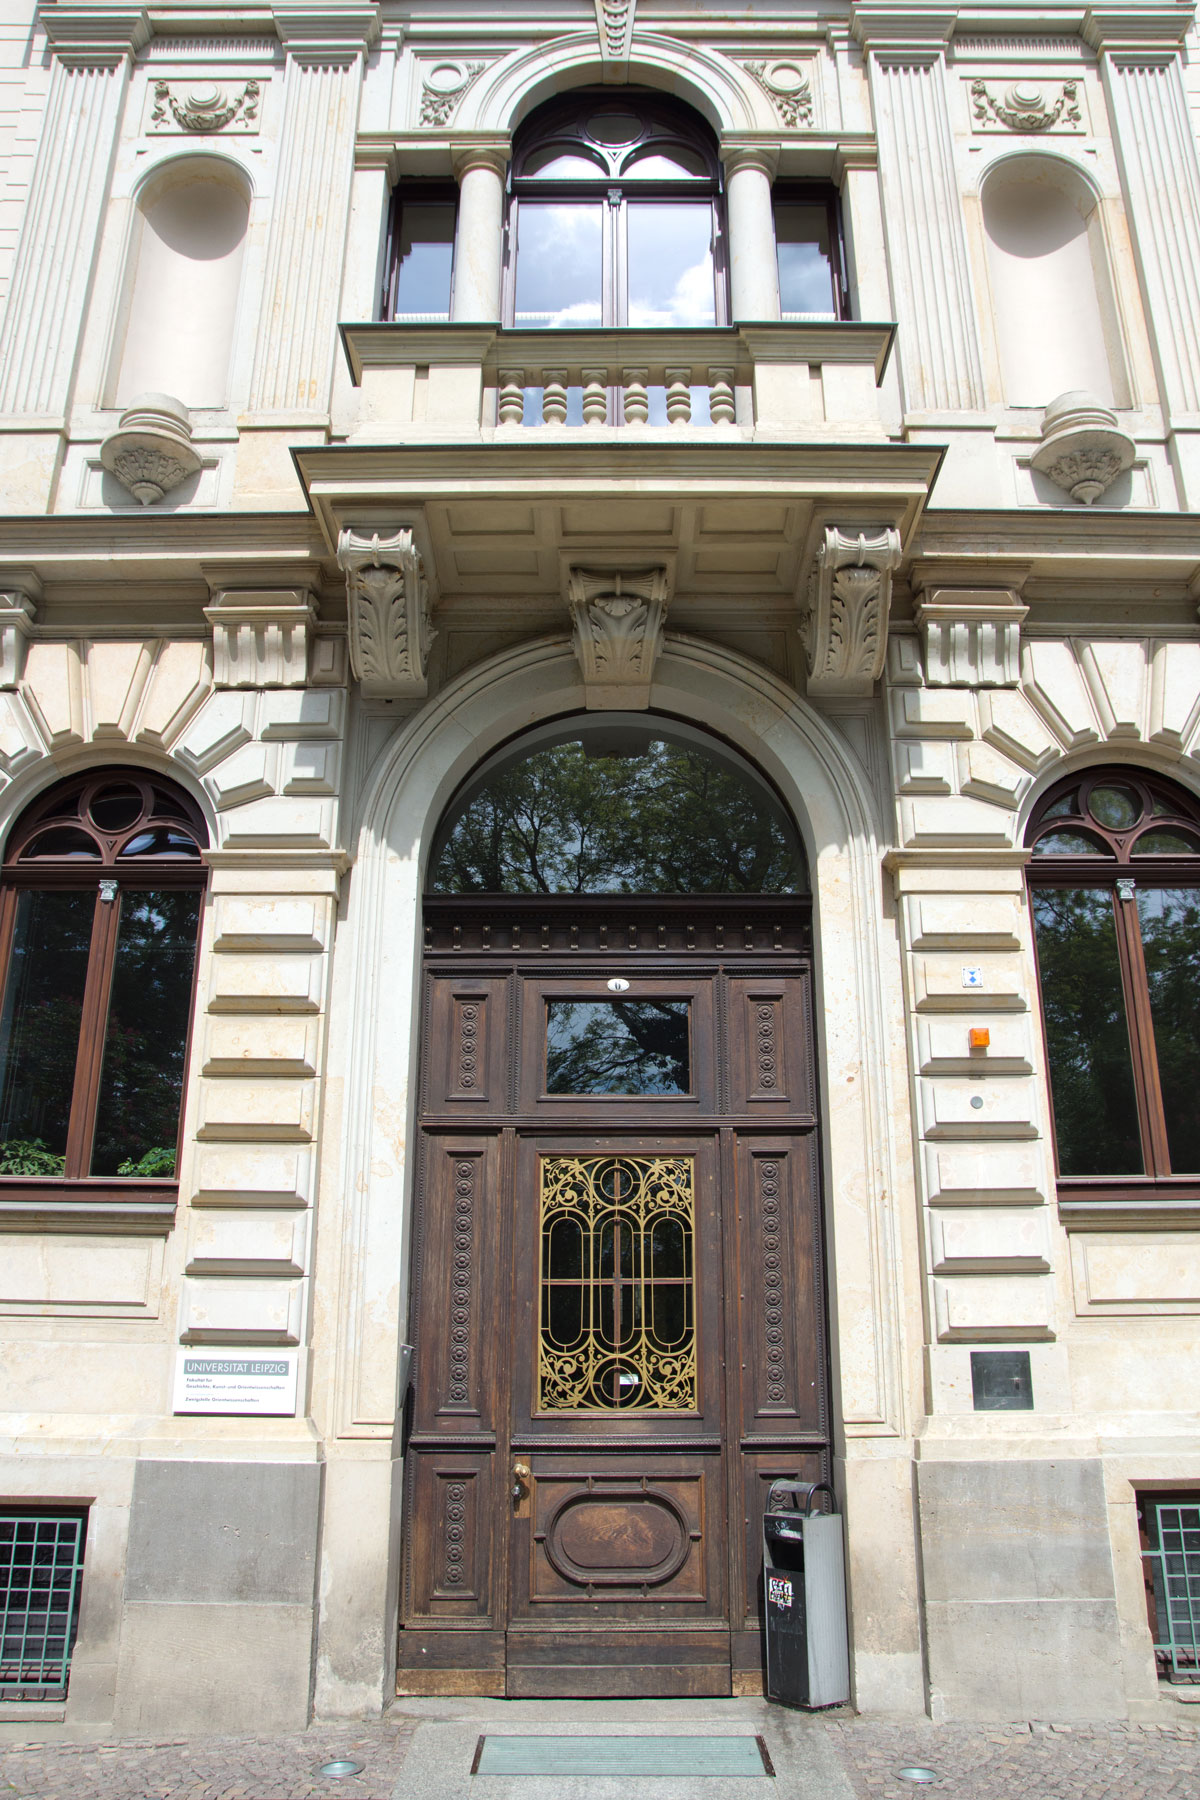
(173, 1350, 299, 1416)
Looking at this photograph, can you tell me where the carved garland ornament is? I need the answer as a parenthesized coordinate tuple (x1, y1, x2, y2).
(151, 80, 260, 133)
(744, 60, 814, 129)
(970, 78, 1081, 133)
(801, 526, 903, 697)
(419, 62, 486, 128)
(337, 528, 435, 699)
(565, 567, 671, 710)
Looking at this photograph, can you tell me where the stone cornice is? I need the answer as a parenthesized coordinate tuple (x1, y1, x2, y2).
(272, 2, 380, 56)
(1082, 7, 1193, 51)
(851, 6, 959, 50)
(39, 5, 151, 58)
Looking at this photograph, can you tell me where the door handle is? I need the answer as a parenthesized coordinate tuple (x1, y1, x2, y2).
(511, 1461, 530, 1503)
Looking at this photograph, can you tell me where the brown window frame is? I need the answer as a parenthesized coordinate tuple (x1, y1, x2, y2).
(503, 88, 729, 332)
(380, 179, 459, 323)
(772, 181, 851, 322)
(1026, 767, 1200, 1210)
(0, 769, 207, 1200)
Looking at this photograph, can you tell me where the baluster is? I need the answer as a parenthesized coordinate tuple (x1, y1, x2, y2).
(622, 367, 649, 425)
(498, 368, 525, 425)
(581, 367, 608, 426)
(665, 367, 692, 425)
(708, 366, 736, 425)
(542, 369, 568, 425)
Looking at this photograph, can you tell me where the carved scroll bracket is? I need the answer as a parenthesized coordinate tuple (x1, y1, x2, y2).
(565, 566, 672, 710)
(338, 528, 436, 699)
(801, 526, 903, 697)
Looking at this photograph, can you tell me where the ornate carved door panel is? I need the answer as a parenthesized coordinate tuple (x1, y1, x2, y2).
(398, 899, 830, 1699)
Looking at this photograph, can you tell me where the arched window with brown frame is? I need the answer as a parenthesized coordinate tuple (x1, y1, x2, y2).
(0, 768, 207, 1184)
(506, 89, 726, 334)
(1026, 768, 1200, 1198)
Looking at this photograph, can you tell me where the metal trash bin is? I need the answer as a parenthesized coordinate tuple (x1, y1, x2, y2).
(762, 1478, 850, 1709)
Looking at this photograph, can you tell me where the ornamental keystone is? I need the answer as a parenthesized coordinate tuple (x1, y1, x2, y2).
(802, 527, 903, 697)
(338, 528, 435, 699)
(565, 567, 672, 709)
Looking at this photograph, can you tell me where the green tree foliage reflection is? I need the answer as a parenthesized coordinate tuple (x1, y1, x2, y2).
(1137, 887, 1200, 1173)
(546, 999, 690, 1094)
(1031, 888, 1143, 1175)
(430, 738, 805, 894)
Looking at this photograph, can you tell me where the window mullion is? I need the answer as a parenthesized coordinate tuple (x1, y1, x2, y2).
(609, 190, 625, 328)
(63, 887, 121, 1179)
(1113, 880, 1173, 1177)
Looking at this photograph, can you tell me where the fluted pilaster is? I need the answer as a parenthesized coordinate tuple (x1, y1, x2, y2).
(247, 27, 370, 417)
(1100, 55, 1200, 417)
(863, 46, 985, 413)
(0, 47, 136, 418)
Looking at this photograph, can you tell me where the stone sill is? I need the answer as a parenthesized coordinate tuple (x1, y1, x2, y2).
(0, 1178, 177, 1235)
(1058, 1178, 1200, 1231)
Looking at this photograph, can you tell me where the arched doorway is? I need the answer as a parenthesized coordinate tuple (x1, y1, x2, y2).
(397, 715, 833, 1697)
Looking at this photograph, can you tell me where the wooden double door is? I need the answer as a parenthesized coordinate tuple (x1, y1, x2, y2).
(398, 898, 831, 1697)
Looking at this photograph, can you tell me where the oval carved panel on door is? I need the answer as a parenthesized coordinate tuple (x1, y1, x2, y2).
(543, 1488, 691, 1587)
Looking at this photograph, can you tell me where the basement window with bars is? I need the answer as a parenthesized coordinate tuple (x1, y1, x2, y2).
(1139, 1492, 1200, 1682)
(1, 1511, 87, 1701)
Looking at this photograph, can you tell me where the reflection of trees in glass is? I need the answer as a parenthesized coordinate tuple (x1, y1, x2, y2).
(0, 890, 94, 1159)
(1137, 888, 1200, 1173)
(90, 891, 201, 1177)
(430, 738, 805, 894)
(1031, 888, 1142, 1174)
(546, 1000, 690, 1094)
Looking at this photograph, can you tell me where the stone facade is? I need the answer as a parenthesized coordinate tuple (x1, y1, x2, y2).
(0, 0, 1199, 1735)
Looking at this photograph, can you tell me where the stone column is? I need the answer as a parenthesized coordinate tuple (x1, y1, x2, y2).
(245, 6, 377, 429)
(722, 144, 781, 322)
(0, 8, 146, 507)
(853, 11, 985, 414)
(450, 142, 509, 323)
(1090, 13, 1200, 503)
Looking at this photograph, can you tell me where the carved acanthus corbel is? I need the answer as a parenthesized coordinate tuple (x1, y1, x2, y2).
(565, 567, 671, 709)
(338, 528, 435, 699)
(802, 526, 903, 697)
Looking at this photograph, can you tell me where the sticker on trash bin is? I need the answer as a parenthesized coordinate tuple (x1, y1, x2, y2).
(768, 1574, 793, 1608)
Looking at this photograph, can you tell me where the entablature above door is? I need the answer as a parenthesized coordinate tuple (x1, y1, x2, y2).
(297, 438, 940, 699)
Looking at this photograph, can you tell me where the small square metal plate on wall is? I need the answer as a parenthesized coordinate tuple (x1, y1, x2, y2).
(970, 1350, 1033, 1411)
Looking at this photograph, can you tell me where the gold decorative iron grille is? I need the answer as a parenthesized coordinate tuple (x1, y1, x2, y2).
(538, 1154, 696, 1412)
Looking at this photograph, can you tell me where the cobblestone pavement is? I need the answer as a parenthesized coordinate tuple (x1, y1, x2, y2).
(1, 1707, 1198, 1800)
(825, 1716, 1200, 1800)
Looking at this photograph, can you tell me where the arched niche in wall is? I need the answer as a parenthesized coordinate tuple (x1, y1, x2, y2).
(107, 156, 251, 411)
(981, 154, 1130, 409)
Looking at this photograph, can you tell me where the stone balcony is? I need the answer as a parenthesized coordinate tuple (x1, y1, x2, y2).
(339, 322, 897, 441)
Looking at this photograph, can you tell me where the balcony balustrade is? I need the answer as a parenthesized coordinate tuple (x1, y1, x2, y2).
(340, 322, 895, 441)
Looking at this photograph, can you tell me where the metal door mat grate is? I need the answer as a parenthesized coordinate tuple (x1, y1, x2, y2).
(471, 1735, 775, 1776)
